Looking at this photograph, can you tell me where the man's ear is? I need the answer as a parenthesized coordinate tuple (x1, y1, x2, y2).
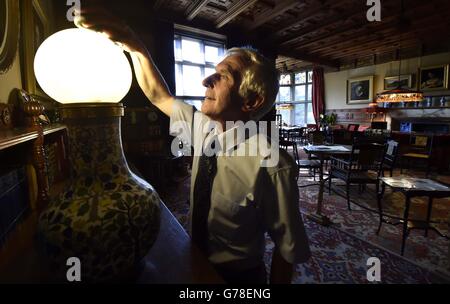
(242, 92, 265, 113)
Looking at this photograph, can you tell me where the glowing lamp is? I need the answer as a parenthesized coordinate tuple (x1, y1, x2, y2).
(35, 28, 161, 282)
(34, 28, 132, 104)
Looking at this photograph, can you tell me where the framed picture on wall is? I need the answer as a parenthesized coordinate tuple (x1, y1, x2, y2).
(347, 76, 373, 104)
(20, 0, 52, 97)
(419, 65, 449, 91)
(0, 0, 20, 74)
(384, 74, 414, 90)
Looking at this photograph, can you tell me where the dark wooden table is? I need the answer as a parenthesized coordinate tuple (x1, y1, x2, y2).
(137, 202, 223, 283)
(377, 177, 450, 256)
(0, 202, 223, 283)
(303, 144, 352, 226)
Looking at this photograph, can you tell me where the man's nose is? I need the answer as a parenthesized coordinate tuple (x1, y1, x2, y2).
(202, 73, 218, 88)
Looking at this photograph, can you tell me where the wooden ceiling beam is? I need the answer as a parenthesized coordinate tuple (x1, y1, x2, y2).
(215, 0, 258, 28)
(309, 25, 398, 54)
(206, 2, 227, 13)
(245, 0, 303, 31)
(323, 30, 437, 58)
(311, 27, 403, 57)
(328, 27, 450, 61)
(283, 20, 357, 50)
(308, 18, 428, 55)
(331, 33, 450, 62)
(325, 36, 421, 60)
(277, 3, 368, 47)
(277, 49, 339, 69)
(312, 22, 445, 58)
(186, 0, 210, 21)
(338, 41, 429, 64)
(290, 0, 432, 51)
(310, 9, 450, 58)
(153, 0, 166, 11)
(258, 0, 276, 10)
(268, 0, 349, 41)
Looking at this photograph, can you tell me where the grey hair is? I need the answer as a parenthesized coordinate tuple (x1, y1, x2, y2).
(226, 47, 279, 121)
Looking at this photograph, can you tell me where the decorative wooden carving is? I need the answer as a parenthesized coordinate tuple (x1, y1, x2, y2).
(0, 104, 13, 130)
(19, 91, 50, 210)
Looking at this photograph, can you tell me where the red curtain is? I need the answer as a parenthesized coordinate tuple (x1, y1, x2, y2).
(312, 67, 325, 126)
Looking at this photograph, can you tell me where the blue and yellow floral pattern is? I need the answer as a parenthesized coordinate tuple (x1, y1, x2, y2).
(39, 117, 161, 282)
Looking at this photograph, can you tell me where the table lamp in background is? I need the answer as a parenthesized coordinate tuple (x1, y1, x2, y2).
(35, 28, 161, 282)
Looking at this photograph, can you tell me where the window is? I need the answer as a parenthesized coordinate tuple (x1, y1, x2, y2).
(276, 70, 314, 126)
(174, 32, 226, 109)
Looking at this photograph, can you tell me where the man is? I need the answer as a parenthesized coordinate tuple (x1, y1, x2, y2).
(77, 8, 310, 284)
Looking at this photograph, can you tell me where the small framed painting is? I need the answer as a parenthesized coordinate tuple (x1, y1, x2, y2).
(419, 65, 449, 91)
(347, 76, 373, 104)
(384, 75, 413, 90)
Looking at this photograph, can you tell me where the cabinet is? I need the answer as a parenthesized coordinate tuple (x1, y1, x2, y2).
(0, 90, 68, 272)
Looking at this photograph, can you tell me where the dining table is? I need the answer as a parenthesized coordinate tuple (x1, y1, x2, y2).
(377, 177, 450, 256)
(303, 144, 352, 226)
(280, 125, 305, 140)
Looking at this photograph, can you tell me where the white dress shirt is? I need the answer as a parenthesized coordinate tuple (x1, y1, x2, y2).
(170, 99, 311, 270)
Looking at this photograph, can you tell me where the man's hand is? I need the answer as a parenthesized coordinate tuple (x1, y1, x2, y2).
(73, 4, 174, 117)
(75, 6, 147, 54)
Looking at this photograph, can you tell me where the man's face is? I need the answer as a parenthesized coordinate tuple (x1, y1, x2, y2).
(201, 54, 246, 121)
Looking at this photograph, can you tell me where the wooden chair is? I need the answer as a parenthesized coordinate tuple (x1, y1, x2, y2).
(275, 114, 283, 128)
(289, 127, 307, 145)
(362, 129, 391, 144)
(401, 133, 433, 177)
(329, 142, 386, 210)
(308, 130, 325, 145)
(279, 128, 290, 142)
(347, 124, 360, 132)
(280, 140, 321, 181)
(382, 140, 399, 177)
(332, 129, 354, 145)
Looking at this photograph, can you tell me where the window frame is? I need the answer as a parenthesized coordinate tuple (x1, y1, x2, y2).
(174, 32, 226, 105)
(276, 70, 314, 126)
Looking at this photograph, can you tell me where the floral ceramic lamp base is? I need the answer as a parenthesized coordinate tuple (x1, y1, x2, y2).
(38, 103, 161, 282)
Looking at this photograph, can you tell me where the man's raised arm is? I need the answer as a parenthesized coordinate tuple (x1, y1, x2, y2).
(128, 50, 174, 117)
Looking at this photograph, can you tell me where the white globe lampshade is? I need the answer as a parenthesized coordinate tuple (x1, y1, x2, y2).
(34, 28, 132, 104)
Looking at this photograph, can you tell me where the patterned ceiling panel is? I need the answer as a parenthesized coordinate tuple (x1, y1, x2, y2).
(198, 7, 224, 20)
(210, 0, 235, 8)
(148, 0, 450, 69)
(166, 0, 192, 12)
(241, 1, 271, 18)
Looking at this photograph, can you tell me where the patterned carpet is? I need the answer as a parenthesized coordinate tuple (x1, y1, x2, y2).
(159, 165, 450, 284)
(298, 173, 450, 280)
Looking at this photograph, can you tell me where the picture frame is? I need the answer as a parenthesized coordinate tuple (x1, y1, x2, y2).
(418, 65, 449, 91)
(384, 74, 414, 90)
(20, 0, 52, 97)
(0, 0, 20, 74)
(347, 76, 373, 104)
